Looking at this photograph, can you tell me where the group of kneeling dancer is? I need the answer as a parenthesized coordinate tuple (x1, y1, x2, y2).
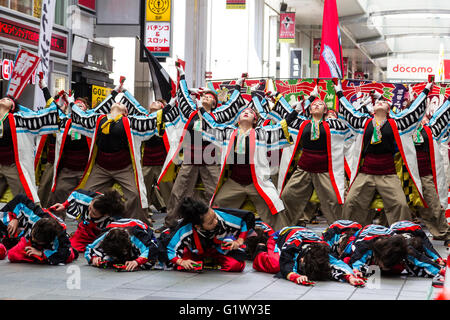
(0, 65, 449, 287)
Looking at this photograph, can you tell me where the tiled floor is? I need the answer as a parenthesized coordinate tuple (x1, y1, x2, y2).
(0, 211, 447, 301)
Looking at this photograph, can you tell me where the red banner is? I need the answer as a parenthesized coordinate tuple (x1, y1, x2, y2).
(207, 79, 268, 103)
(319, 0, 343, 78)
(273, 79, 450, 112)
(6, 49, 40, 100)
(279, 12, 296, 43)
(274, 79, 337, 110)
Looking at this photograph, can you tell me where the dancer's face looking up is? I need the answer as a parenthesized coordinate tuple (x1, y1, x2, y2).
(201, 93, 216, 111)
(149, 100, 164, 113)
(0, 97, 14, 112)
(111, 103, 128, 116)
(310, 99, 327, 117)
(373, 100, 390, 114)
(239, 108, 256, 127)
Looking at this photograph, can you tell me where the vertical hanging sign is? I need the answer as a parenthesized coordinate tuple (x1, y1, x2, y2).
(144, 0, 172, 58)
(313, 38, 321, 64)
(342, 57, 349, 78)
(226, 0, 246, 9)
(33, 0, 56, 109)
(279, 12, 296, 43)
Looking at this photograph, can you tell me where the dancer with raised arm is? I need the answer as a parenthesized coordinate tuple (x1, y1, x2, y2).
(336, 80, 432, 226)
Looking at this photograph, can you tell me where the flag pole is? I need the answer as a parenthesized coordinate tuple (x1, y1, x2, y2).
(338, 34, 344, 79)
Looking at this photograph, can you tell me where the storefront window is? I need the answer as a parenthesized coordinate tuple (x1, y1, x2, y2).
(86, 41, 114, 73)
(32, 0, 41, 18)
(2, 0, 66, 26)
(52, 73, 68, 96)
(9, 0, 32, 15)
(54, 0, 67, 27)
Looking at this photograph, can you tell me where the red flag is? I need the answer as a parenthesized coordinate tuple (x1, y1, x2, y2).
(319, 0, 343, 79)
(6, 49, 40, 100)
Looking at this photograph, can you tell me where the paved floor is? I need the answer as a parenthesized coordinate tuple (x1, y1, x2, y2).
(0, 211, 447, 301)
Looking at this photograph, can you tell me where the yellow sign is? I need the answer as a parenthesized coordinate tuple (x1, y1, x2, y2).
(92, 85, 112, 108)
(146, 0, 171, 22)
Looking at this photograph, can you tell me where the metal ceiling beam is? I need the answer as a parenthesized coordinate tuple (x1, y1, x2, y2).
(385, 49, 442, 55)
(384, 32, 450, 39)
(371, 45, 450, 57)
(340, 9, 450, 26)
(356, 35, 385, 44)
(371, 50, 442, 61)
(369, 9, 450, 17)
(339, 13, 369, 25)
(339, 24, 385, 74)
(370, 53, 389, 60)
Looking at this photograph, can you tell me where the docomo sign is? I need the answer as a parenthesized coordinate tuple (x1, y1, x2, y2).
(387, 59, 438, 80)
(1, 59, 37, 84)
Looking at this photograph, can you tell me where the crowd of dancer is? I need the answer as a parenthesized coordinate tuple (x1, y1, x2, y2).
(0, 64, 449, 286)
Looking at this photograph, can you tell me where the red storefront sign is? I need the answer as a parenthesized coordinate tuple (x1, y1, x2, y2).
(0, 17, 67, 54)
(1, 59, 37, 84)
(78, 0, 96, 11)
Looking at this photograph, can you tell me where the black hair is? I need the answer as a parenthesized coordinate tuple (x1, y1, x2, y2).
(179, 197, 210, 226)
(246, 227, 270, 259)
(92, 189, 125, 217)
(75, 97, 91, 109)
(100, 228, 133, 263)
(31, 218, 64, 248)
(299, 243, 331, 281)
(337, 229, 358, 258)
(372, 235, 408, 269)
(403, 234, 424, 255)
